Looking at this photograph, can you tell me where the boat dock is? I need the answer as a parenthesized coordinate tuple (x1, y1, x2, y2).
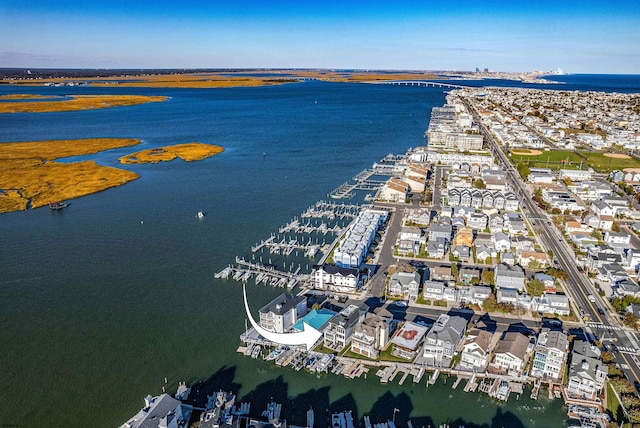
(216, 257, 307, 288)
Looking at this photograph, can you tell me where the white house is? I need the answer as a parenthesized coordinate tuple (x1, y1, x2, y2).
(460, 328, 494, 370)
(532, 329, 568, 381)
(312, 264, 360, 294)
(259, 294, 308, 334)
(491, 332, 530, 376)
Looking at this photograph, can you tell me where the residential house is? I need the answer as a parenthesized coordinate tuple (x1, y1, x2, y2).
(532, 328, 568, 381)
(501, 252, 516, 266)
(451, 245, 471, 262)
(422, 314, 467, 365)
(532, 294, 570, 316)
(591, 200, 616, 218)
(460, 329, 494, 370)
(533, 272, 557, 293)
(432, 266, 454, 282)
(491, 331, 530, 376)
(475, 244, 494, 262)
(459, 267, 480, 285)
(426, 239, 447, 259)
(428, 223, 452, 243)
(494, 263, 526, 291)
(470, 285, 492, 305)
(566, 340, 608, 401)
(312, 264, 360, 294)
(492, 232, 511, 252)
(625, 249, 640, 272)
(390, 321, 429, 361)
(497, 289, 519, 306)
(120, 394, 193, 428)
(350, 313, 391, 359)
(488, 214, 504, 234)
(613, 279, 640, 298)
(518, 251, 549, 268)
(259, 294, 308, 334)
(423, 280, 446, 301)
(466, 214, 486, 232)
(323, 305, 364, 351)
(504, 192, 519, 211)
(388, 271, 421, 301)
(379, 178, 411, 203)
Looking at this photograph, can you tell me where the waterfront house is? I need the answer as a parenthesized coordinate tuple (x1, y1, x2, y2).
(566, 340, 608, 401)
(390, 321, 429, 361)
(490, 331, 530, 377)
(120, 394, 193, 428)
(350, 313, 391, 359)
(422, 314, 467, 366)
(379, 177, 411, 203)
(259, 294, 307, 334)
(323, 305, 364, 352)
(531, 328, 568, 381)
(311, 264, 360, 294)
(333, 209, 383, 268)
(460, 328, 494, 370)
(387, 271, 421, 301)
(494, 263, 525, 291)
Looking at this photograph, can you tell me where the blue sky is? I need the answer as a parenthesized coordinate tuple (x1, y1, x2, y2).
(1, 0, 638, 73)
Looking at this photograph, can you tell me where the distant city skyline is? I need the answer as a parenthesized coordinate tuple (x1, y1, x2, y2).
(1, 0, 638, 73)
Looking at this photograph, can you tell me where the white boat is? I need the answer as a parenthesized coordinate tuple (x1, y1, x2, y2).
(331, 414, 342, 428)
(251, 345, 261, 359)
(215, 267, 232, 279)
(197, 211, 205, 219)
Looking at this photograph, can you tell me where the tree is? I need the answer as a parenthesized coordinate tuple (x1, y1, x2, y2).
(623, 312, 639, 329)
(482, 293, 497, 312)
(546, 267, 569, 282)
(472, 178, 487, 189)
(612, 222, 621, 232)
(526, 279, 545, 297)
(451, 262, 459, 280)
(517, 163, 531, 179)
(481, 269, 494, 285)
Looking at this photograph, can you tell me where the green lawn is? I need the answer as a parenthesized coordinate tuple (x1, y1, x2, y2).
(510, 150, 585, 170)
(607, 383, 627, 424)
(509, 149, 640, 173)
(379, 346, 413, 363)
(582, 152, 640, 172)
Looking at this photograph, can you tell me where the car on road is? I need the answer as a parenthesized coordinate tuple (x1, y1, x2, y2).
(597, 307, 605, 315)
(588, 294, 596, 303)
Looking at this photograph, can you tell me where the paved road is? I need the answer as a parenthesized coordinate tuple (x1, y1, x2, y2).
(461, 95, 640, 384)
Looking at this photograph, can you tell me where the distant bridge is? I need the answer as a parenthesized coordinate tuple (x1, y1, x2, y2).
(369, 80, 468, 89)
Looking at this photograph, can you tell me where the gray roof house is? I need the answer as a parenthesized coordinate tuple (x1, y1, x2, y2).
(259, 294, 308, 333)
(460, 328, 494, 370)
(350, 313, 391, 360)
(567, 340, 608, 400)
(494, 263, 525, 291)
(324, 305, 364, 351)
(120, 394, 193, 428)
(422, 314, 467, 365)
(388, 271, 421, 300)
(532, 328, 568, 381)
(428, 223, 452, 242)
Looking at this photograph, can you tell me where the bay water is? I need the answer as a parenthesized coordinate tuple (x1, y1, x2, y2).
(2, 75, 635, 427)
